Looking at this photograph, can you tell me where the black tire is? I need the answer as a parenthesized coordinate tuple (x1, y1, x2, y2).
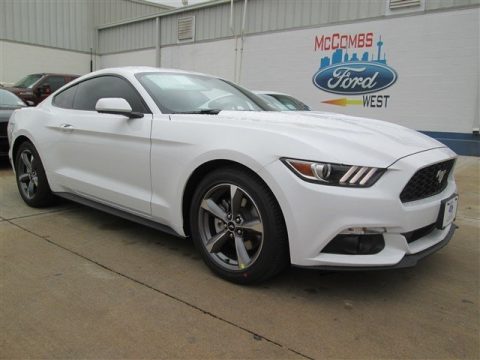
(189, 167, 289, 284)
(15, 141, 55, 208)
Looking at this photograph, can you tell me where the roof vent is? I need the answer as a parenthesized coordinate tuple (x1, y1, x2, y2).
(389, 0, 421, 9)
(177, 16, 195, 42)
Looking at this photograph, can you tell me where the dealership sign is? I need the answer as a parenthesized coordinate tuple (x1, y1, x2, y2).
(313, 62, 397, 95)
(312, 32, 397, 107)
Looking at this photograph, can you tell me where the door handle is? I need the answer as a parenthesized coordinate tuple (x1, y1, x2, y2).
(59, 123, 74, 132)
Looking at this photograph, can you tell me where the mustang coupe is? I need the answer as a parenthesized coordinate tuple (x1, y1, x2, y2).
(7, 67, 458, 284)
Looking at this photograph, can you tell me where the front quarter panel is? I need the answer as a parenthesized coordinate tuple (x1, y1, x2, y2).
(149, 114, 287, 235)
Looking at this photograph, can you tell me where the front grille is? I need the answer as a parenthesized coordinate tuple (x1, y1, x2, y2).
(400, 159, 454, 202)
(0, 122, 7, 137)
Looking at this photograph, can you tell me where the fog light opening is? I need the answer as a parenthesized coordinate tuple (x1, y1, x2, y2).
(322, 233, 385, 255)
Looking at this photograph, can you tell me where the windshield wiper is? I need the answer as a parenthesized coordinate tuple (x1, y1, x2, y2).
(174, 109, 222, 115)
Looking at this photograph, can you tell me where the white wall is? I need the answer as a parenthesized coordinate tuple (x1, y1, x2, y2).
(99, 49, 157, 69)
(161, 38, 236, 82)
(0, 41, 92, 85)
(159, 8, 480, 134)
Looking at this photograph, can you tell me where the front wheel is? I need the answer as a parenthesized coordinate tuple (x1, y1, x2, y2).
(189, 167, 289, 284)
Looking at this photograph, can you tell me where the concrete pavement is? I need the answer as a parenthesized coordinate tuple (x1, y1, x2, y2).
(1, 156, 479, 359)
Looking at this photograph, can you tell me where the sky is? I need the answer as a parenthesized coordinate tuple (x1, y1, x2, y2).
(145, 0, 211, 7)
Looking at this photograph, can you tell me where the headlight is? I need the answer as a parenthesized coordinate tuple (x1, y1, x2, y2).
(282, 158, 385, 187)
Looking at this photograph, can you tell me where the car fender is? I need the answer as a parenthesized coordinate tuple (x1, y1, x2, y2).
(170, 149, 270, 237)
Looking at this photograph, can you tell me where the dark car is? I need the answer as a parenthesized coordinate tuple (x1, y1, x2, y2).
(0, 89, 27, 156)
(4, 73, 79, 105)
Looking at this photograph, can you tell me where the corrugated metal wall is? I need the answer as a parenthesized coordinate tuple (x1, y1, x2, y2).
(94, 0, 170, 26)
(1, 0, 478, 54)
(426, 0, 479, 10)
(117, 0, 480, 52)
(0, 0, 168, 53)
(99, 19, 156, 54)
(0, 0, 93, 52)
(159, 0, 387, 46)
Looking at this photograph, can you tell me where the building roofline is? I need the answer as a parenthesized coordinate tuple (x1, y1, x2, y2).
(98, 0, 231, 29)
(129, 0, 175, 10)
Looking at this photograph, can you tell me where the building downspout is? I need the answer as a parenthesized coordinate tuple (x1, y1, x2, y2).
(237, 0, 248, 84)
(155, 17, 161, 68)
(230, 0, 238, 82)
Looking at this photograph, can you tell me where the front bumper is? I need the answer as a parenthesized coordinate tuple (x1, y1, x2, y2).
(295, 224, 456, 270)
(259, 147, 458, 268)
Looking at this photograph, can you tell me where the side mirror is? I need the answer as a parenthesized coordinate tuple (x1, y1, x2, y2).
(95, 98, 143, 119)
(25, 100, 35, 106)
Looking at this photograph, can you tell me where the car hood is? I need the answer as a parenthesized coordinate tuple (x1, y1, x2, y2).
(184, 110, 446, 167)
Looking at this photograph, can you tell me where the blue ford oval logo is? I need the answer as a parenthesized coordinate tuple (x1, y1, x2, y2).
(313, 62, 398, 95)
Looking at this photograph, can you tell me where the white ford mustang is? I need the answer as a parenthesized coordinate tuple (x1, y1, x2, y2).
(7, 67, 458, 284)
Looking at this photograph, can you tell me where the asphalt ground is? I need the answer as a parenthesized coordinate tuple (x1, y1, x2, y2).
(1, 156, 478, 359)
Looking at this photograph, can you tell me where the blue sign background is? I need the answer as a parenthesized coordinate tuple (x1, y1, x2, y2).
(312, 62, 398, 95)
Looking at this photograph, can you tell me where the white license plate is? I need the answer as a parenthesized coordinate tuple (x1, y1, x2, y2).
(441, 195, 458, 228)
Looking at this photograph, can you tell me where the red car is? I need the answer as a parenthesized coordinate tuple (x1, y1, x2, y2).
(4, 73, 78, 105)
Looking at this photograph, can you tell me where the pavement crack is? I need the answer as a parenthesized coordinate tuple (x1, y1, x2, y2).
(4, 206, 79, 221)
(8, 220, 314, 360)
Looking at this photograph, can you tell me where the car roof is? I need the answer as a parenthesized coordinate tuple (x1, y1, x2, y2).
(86, 66, 216, 79)
(29, 73, 79, 77)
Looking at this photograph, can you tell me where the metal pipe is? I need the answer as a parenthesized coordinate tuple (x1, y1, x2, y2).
(241, 0, 248, 37)
(237, 0, 248, 84)
(230, 0, 238, 83)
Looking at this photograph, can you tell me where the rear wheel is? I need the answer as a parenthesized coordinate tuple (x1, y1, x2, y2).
(190, 167, 289, 284)
(15, 141, 55, 207)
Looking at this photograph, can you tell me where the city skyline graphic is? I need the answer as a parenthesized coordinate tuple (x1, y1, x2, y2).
(319, 36, 387, 69)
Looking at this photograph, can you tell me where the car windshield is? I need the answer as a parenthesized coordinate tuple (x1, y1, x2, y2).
(136, 72, 269, 114)
(0, 89, 25, 108)
(14, 74, 43, 88)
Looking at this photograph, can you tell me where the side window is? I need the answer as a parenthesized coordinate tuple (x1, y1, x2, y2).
(52, 84, 78, 109)
(43, 76, 66, 92)
(273, 95, 308, 111)
(73, 76, 149, 113)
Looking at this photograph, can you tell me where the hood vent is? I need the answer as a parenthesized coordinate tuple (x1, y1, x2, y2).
(177, 16, 195, 42)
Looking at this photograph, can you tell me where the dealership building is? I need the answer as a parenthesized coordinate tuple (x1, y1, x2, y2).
(0, 0, 479, 155)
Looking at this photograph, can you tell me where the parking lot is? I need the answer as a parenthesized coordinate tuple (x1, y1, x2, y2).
(1, 156, 478, 359)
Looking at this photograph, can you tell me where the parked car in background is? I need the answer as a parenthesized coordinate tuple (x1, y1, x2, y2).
(8, 67, 458, 284)
(254, 91, 311, 111)
(0, 89, 27, 157)
(4, 73, 79, 106)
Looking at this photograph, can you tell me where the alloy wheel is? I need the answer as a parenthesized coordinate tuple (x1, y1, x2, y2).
(198, 183, 264, 271)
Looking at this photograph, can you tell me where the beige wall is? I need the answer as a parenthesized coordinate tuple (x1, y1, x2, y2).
(0, 41, 93, 85)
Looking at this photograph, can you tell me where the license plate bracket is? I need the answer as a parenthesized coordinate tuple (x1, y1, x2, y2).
(436, 194, 458, 229)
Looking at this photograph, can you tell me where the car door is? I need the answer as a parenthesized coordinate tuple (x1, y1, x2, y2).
(46, 75, 153, 216)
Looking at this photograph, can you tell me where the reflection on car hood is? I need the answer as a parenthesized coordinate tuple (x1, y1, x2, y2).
(204, 110, 446, 167)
